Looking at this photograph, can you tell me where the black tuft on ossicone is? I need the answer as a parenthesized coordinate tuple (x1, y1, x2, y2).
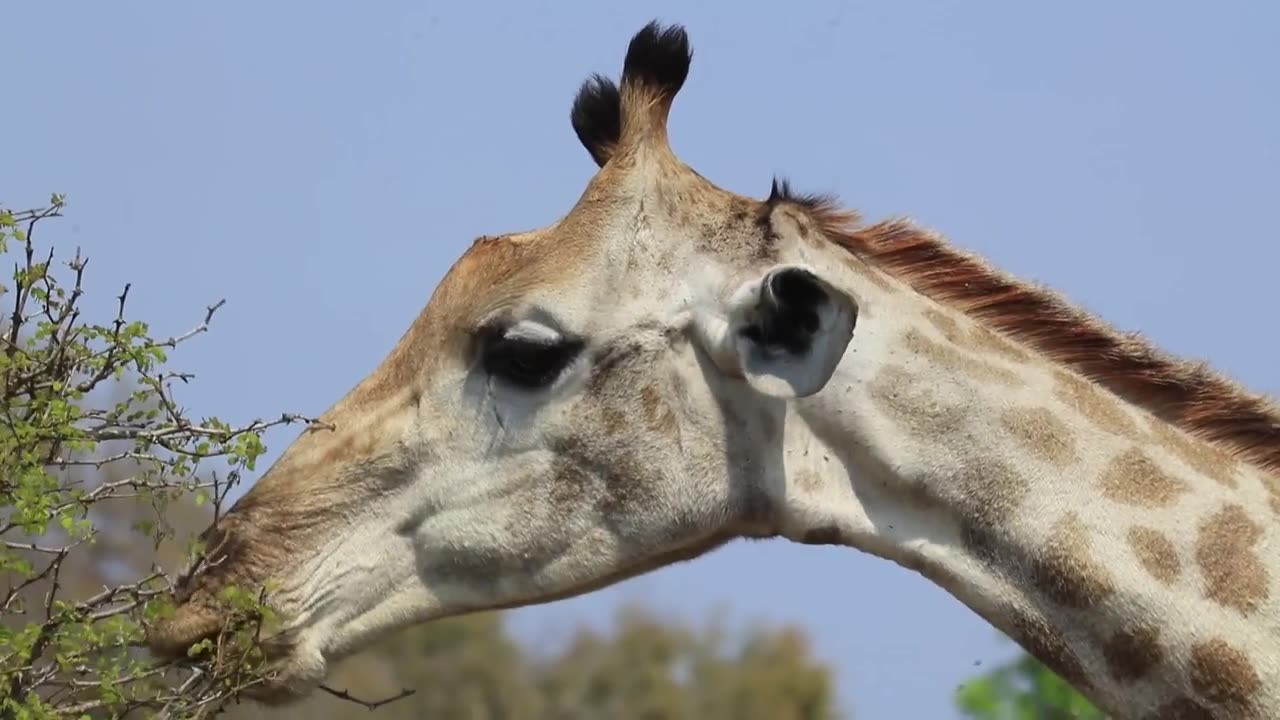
(571, 73, 622, 167)
(621, 21, 692, 99)
(568, 22, 691, 166)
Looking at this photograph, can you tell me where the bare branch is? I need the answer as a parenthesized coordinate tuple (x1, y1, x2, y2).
(319, 684, 418, 710)
(3, 540, 72, 555)
(152, 298, 226, 350)
(83, 412, 322, 443)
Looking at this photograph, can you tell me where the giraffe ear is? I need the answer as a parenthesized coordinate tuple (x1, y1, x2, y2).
(724, 265, 858, 399)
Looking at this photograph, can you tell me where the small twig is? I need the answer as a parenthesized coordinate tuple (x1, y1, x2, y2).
(3, 540, 71, 555)
(151, 298, 226, 350)
(152, 668, 205, 720)
(319, 684, 417, 710)
(83, 412, 321, 442)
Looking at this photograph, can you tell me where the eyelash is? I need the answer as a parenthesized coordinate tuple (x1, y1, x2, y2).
(480, 331, 583, 390)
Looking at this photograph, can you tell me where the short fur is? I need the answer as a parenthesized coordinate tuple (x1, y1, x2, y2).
(769, 182, 1280, 474)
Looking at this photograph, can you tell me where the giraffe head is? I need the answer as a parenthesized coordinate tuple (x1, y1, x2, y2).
(146, 22, 865, 700)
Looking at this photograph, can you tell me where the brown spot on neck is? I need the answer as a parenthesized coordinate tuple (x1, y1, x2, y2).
(1189, 637, 1261, 709)
(1102, 625, 1163, 683)
(922, 306, 961, 340)
(1000, 406, 1078, 466)
(963, 324, 1031, 363)
(953, 459, 1031, 563)
(924, 304, 1030, 365)
(902, 328, 1024, 387)
(1150, 421, 1240, 489)
(1030, 513, 1115, 609)
(1054, 370, 1139, 438)
(1008, 610, 1091, 690)
(868, 365, 968, 438)
(1258, 472, 1280, 516)
(957, 460, 1029, 523)
(1195, 504, 1269, 614)
(1127, 526, 1181, 584)
(1099, 448, 1189, 508)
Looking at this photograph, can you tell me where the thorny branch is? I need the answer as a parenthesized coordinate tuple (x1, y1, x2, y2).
(0, 198, 353, 718)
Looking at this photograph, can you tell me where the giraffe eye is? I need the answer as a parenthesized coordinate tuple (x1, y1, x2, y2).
(481, 331, 583, 390)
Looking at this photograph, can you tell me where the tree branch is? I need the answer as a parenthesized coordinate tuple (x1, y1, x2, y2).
(319, 684, 418, 710)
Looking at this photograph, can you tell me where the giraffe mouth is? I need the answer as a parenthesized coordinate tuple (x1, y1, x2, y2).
(144, 601, 225, 661)
(146, 601, 321, 705)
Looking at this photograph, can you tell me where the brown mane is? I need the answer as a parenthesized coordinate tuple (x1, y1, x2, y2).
(801, 198, 1280, 476)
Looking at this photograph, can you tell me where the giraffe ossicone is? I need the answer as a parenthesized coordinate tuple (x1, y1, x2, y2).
(146, 21, 1280, 719)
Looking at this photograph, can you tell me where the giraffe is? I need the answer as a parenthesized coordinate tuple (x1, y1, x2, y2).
(145, 22, 1280, 719)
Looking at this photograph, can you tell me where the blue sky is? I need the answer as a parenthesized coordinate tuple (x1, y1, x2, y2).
(5, 2, 1277, 718)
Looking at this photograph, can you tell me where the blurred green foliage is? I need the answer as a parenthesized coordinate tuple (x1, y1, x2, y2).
(237, 605, 845, 720)
(956, 644, 1102, 720)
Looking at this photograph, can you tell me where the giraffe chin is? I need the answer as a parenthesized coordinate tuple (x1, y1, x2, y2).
(144, 602, 225, 661)
(237, 643, 328, 706)
(146, 603, 326, 706)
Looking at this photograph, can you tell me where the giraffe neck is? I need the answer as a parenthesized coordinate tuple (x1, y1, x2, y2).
(772, 265, 1279, 719)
